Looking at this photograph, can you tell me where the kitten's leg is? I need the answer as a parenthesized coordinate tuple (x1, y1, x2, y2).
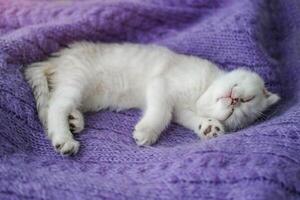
(47, 86, 83, 155)
(133, 78, 172, 146)
(174, 108, 225, 140)
(68, 109, 85, 134)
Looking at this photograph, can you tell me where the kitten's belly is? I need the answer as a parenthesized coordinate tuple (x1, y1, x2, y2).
(81, 88, 145, 112)
(80, 67, 151, 112)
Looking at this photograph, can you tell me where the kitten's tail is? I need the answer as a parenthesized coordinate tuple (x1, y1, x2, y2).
(25, 62, 53, 127)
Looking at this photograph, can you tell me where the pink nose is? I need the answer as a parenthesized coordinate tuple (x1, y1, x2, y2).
(231, 98, 239, 105)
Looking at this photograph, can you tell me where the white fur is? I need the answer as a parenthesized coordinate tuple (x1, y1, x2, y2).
(24, 42, 280, 155)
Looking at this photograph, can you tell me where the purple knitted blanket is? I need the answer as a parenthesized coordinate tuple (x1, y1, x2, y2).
(1, 0, 300, 199)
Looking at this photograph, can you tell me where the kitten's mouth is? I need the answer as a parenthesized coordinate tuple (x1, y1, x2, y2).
(217, 84, 238, 122)
(216, 84, 238, 105)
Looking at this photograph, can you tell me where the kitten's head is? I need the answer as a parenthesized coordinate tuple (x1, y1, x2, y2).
(197, 68, 280, 130)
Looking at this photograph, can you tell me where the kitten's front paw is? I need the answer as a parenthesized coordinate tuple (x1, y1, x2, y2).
(68, 109, 84, 133)
(52, 135, 80, 156)
(133, 127, 159, 146)
(197, 118, 225, 140)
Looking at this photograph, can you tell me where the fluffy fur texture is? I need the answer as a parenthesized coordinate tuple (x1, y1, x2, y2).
(25, 42, 280, 155)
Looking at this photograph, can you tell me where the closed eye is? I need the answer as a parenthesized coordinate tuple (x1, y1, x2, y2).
(240, 96, 255, 103)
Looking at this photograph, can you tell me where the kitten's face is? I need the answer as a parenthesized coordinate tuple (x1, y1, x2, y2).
(197, 69, 280, 130)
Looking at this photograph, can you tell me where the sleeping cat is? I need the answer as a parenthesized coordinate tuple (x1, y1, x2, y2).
(25, 42, 280, 156)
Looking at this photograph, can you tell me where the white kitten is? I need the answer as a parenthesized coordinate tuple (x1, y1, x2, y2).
(25, 42, 280, 155)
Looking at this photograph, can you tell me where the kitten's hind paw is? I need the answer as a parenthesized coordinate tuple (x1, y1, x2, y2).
(197, 118, 225, 140)
(68, 109, 84, 134)
(133, 128, 159, 146)
(52, 136, 80, 156)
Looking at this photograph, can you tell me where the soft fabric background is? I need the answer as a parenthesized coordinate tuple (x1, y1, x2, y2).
(0, 0, 299, 199)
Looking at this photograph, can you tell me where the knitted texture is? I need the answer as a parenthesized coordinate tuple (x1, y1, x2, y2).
(0, 0, 300, 199)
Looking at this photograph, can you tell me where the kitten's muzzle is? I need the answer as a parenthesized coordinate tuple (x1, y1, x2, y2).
(231, 98, 240, 106)
(217, 96, 240, 107)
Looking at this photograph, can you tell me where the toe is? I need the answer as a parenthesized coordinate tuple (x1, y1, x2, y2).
(55, 144, 62, 151)
(61, 141, 79, 156)
(133, 130, 158, 146)
(53, 139, 80, 156)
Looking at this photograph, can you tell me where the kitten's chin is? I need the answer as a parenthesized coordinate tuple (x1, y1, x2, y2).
(224, 118, 240, 131)
(224, 115, 255, 132)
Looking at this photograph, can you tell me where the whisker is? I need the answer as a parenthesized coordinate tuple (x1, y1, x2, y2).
(252, 110, 267, 120)
(266, 105, 282, 118)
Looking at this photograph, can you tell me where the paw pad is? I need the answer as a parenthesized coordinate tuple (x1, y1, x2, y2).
(198, 118, 225, 140)
(203, 125, 212, 135)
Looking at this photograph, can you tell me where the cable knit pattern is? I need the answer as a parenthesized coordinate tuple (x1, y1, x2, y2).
(0, 0, 300, 199)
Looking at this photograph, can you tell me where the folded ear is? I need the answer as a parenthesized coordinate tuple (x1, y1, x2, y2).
(263, 88, 280, 106)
